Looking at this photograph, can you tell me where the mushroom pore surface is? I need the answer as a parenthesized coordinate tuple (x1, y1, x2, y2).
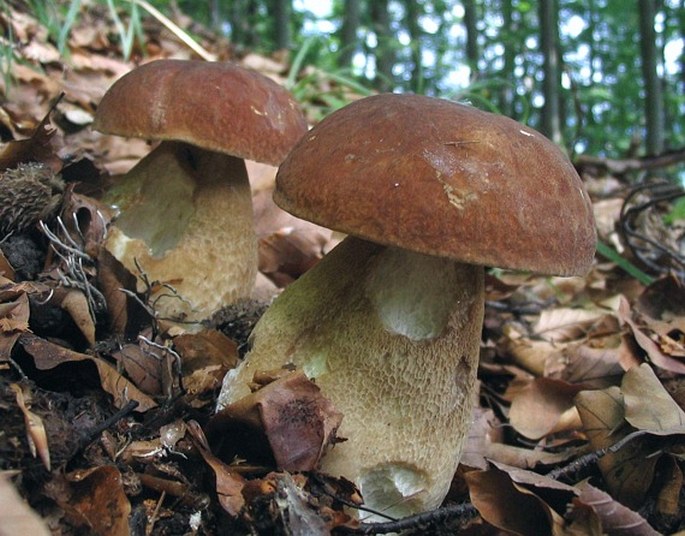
(219, 236, 484, 518)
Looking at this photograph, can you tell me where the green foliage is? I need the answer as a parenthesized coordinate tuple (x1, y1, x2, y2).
(11, 0, 683, 160)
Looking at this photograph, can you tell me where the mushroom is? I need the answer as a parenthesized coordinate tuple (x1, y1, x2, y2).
(93, 60, 307, 325)
(217, 94, 596, 518)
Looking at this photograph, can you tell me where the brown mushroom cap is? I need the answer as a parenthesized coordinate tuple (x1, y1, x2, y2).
(93, 59, 307, 165)
(275, 93, 596, 276)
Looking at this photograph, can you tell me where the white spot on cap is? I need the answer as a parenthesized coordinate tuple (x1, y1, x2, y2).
(520, 129, 533, 137)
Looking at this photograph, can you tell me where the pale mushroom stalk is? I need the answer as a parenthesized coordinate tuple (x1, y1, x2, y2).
(217, 93, 596, 519)
(221, 236, 484, 517)
(104, 141, 256, 320)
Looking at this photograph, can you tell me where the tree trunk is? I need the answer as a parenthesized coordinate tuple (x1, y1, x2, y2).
(639, 0, 665, 155)
(339, 0, 361, 70)
(270, 0, 291, 50)
(500, 0, 515, 116)
(404, 0, 423, 93)
(538, 0, 563, 145)
(370, 0, 394, 92)
(463, 0, 479, 80)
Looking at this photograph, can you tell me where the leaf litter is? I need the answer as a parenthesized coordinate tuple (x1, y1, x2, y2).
(1, 2, 685, 535)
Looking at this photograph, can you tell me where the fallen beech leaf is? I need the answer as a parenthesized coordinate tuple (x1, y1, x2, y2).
(484, 441, 584, 470)
(59, 188, 113, 259)
(0, 100, 59, 170)
(187, 421, 246, 516)
(56, 289, 96, 346)
(0, 249, 16, 280)
(622, 363, 685, 434)
(19, 333, 157, 411)
(0, 292, 30, 360)
(10, 383, 50, 471)
(546, 343, 624, 389)
(465, 466, 566, 535)
(173, 329, 239, 395)
(533, 308, 607, 343)
(210, 370, 342, 472)
(509, 377, 584, 440)
(506, 337, 560, 376)
(618, 296, 685, 374)
(0, 475, 51, 536)
(575, 386, 659, 508)
(44, 466, 131, 536)
(96, 248, 146, 336)
(574, 479, 660, 535)
(112, 342, 166, 397)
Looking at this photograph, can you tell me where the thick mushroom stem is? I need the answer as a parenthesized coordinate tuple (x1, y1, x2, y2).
(218, 236, 484, 518)
(104, 141, 257, 324)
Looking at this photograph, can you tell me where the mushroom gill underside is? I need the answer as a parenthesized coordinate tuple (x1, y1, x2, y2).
(219, 236, 485, 518)
(103, 141, 257, 323)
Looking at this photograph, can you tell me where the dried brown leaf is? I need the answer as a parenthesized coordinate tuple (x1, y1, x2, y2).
(173, 329, 239, 395)
(55, 289, 96, 346)
(10, 383, 50, 470)
(618, 296, 685, 374)
(0, 249, 16, 281)
(465, 466, 567, 536)
(211, 370, 343, 472)
(19, 333, 156, 411)
(0, 292, 30, 361)
(575, 479, 660, 535)
(45, 466, 131, 536)
(187, 421, 246, 516)
(622, 363, 685, 434)
(575, 386, 659, 508)
(509, 377, 584, 439)
(533, 308, 607, 343)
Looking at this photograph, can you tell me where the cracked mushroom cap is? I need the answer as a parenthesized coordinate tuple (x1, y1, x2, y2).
(93, 59, 307, 164)
(275, 93, 596, 276)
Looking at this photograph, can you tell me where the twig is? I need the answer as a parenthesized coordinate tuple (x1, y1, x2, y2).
(545, 429, 648, 481)
(575, 146, 685, 177)
(619, 181, 685, 279)
(336, 502, 478, 535)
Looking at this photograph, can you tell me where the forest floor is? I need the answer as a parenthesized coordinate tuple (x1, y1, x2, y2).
(2, 3, 685, 535)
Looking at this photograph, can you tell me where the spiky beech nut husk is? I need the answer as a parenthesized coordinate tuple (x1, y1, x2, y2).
(0, 162, 64, 236)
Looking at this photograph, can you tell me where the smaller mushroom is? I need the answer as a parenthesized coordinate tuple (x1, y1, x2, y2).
(93, 60, 307, 326)
(218, 94, 596, 519)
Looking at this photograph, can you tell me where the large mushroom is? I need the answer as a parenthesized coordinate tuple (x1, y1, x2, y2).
(217, 94, 596, 518)
(93, 60, 307, 325)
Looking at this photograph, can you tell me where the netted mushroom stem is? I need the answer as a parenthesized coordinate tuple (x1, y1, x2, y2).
(219, 236, 484, 518)
(104, 141, 257, 324)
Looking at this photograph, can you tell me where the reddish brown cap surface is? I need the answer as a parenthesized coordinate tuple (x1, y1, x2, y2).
(275, 94, 596, 276)
(93, 60, 308, 165)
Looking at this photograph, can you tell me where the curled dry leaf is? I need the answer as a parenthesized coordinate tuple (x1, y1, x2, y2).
(0, 101, 60, 171)
(509, 377, 584, 440)
(574, 479, 660, 536)
(173, 329, 239, 395)
(618, 296, 685, 374)
(465, 465, 576, 536)
(575, 386, 660, 508)
(622, 363, 685, 434)
(0, 250, 16, 280)
(210, 370, 343, 472)
(43, 466, 131, 536)
(0, 292, 30, 360)
(533, 307, 609, 343)
(10, 383, 50, 470)
(54, 288, 96, 346)
(186, 420, 246, 517)
(18, 333, 157, 412)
